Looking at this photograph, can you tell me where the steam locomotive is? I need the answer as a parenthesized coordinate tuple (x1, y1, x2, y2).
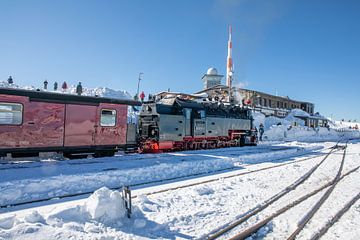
(138, 92, 257, 152)
(0, 88, 256, 158)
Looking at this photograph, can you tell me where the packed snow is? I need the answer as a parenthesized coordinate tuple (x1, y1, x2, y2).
(1, 141, 359, 239)
(252, 109, 360, 142)
(1, 82, 360, 239)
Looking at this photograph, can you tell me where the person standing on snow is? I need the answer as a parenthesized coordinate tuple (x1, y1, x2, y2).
(54, 81, 58, 91)
(62, 81, 68, 92)
(7, 76, 13, 84)
(140, 91, 145, 102)
(259, 123, 265, 141)
(43, 79, 48, 90)
(76, 82, 83, 95)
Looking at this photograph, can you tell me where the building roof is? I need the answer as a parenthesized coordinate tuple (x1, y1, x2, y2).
(195, 85, 313, 105)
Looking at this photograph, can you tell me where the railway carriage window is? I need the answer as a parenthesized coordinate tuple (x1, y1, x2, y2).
(199, 110, 206, 119)
(100, 109, 117, 127)
(0, 103, 23, 125)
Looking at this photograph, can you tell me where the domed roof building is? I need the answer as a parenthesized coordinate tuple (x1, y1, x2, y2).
(202, 67, 223, 89)
(206, 67, 218, 75)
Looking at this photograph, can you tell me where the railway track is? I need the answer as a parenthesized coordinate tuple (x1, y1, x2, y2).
(203, 142, 358, 240)
(0, 143, 337, 210)
(0, 145, 294, 171)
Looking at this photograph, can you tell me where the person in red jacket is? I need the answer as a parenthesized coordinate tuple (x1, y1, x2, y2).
(140, 91, 145, 102)
(62, 81, 68, 92)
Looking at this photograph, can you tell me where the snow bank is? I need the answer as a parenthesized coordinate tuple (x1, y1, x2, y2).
(85, 187, 126, 224)
(332, 120, 360, 130)
(48, 187, 127, 227)
(252, 109, 360, 142)
(0, 187, 134, 239)
(0, 187, 127, 230)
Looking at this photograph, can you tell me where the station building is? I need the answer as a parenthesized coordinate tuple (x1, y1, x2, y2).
(197, 67, 327, 128)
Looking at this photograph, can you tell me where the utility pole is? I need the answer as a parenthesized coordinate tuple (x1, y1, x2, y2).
(135, 72, 144, 100)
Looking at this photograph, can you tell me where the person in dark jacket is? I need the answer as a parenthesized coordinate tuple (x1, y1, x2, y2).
(259, 123, 265, 141)
(54, 81, 58, 91)
(7, 76, 13, 84)
(76, 82, 83, 95)
(43, 79, 48, 90)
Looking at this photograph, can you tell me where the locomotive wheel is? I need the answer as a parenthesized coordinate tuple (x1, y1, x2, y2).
(187, 142, 195, 150)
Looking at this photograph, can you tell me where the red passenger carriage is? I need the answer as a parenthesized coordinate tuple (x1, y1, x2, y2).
(0, 88, 140, 158)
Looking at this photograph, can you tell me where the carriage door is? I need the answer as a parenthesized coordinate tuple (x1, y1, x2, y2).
(64, 104, 97, 147)
(95, 104, 126, 146)
(184, 108, 192, 136)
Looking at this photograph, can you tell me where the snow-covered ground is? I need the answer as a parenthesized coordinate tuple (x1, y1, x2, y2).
(1, 82, 360, 239)
(1, 140, 360, 239)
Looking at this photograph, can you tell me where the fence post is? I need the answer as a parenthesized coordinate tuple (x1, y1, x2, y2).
(122, 186, 132, 218)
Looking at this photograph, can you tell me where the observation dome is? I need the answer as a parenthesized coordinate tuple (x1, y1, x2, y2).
(206, 67, 218, 75)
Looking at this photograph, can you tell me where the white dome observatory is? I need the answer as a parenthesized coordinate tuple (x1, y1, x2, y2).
(202, 67, 223, 89)
(206, 67, 218, 75)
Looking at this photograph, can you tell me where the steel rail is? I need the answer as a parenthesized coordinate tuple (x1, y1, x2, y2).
(310, 191, 360, 240)
(0, 145, 281, 169)
(203, 141, 343, 240)
(0, 144, 339, 210)
(287, 142, 348, 240)
(228, 165, 359, 240)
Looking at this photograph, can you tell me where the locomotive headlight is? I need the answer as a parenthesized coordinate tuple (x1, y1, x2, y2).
(151, 129, 155, 136)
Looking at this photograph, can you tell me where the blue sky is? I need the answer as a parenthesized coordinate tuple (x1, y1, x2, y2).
(0, 0, 359, 121)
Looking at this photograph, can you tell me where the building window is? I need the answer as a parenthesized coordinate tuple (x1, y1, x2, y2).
(268, 99, 272, 108)
(264, 98, 267, 107)
(0, 103, 23, 125)
(284, 103, 287, 109)
(100, 109, 117, 126)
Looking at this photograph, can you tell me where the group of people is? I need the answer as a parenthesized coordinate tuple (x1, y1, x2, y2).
(43, 80, 83, 95)
(7, 76, 83, 95)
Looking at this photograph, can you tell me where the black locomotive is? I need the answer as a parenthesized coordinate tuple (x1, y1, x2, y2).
(138, 93, 257, 152)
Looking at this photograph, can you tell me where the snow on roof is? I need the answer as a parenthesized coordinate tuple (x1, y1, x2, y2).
(0, 81, 132, 100)
(290, 108, 310, 118)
